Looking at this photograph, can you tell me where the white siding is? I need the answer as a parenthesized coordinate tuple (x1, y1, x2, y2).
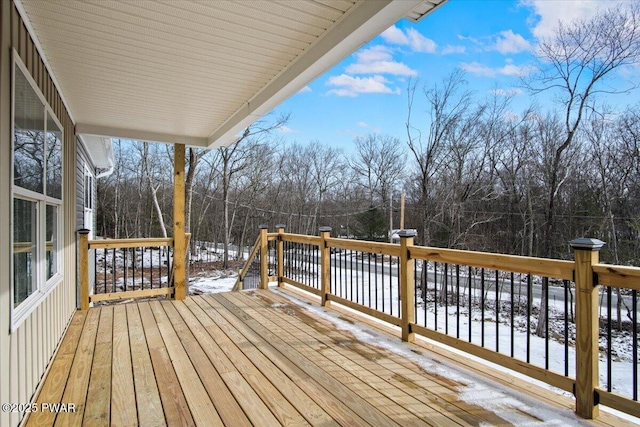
(1, 2, 77, 426)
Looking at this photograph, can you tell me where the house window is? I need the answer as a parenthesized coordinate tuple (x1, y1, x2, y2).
(12, 56, 63, 321)
(84, 164, 95, 239)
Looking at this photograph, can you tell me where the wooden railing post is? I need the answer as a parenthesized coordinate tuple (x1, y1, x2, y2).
(319, 226, 332, 307)
(78, 229, 90, 310)
(570, 237, 605, 419)
(276, 224, 286, 288)
(259, 225, 269, 290)
(173, 143, 186, 300)
(399, 230, 416, 342)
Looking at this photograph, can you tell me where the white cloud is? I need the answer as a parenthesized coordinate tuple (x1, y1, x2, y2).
(346, 61, 417, 76)
(458, 30, 531, 54)
(298, 86, 312, 94)
(461, 61, 535, 77)
(442, 45, 466, 55)
(356, 45, 393, 62)
(381, 25, 437, 53)
(326, 74, 400, 97)
(277, 126, 299, 134)
(381, 25, 409, 45)
(406, 28, 437, 53)
(490, 88, 523, 96)
(494, 30, 531, 54)
(521, 0, 625, 39)
(346, 46, 417, 77)
(357, 121, 369, 128)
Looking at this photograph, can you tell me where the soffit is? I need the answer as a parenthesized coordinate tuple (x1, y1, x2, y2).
(17, 0, 443, 149)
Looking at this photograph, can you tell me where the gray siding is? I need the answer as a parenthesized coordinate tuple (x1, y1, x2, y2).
(1, 2, 78, 426)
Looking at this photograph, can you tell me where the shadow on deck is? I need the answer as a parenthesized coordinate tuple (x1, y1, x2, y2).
(26, 289, 632, 426)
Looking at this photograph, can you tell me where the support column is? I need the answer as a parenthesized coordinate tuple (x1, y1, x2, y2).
(319, 226, 332, 306)
(276, 224, 286, 288)
(78, 229, 90, 310)
(173, 144, 186, 300)
(259, 225, 269, 290)
(399, 230, 416, 342)
(570, 237, 605, 419)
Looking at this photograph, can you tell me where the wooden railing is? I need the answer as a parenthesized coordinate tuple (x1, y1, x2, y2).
(243, 226, 640, 420)
(233, 225, 278, 291)
(78, 231, 190, 309)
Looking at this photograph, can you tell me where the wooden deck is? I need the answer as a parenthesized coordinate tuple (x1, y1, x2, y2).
(25, 289, 633, 426)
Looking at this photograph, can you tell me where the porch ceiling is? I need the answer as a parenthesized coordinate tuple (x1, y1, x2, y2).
(16, 0, 444, 149)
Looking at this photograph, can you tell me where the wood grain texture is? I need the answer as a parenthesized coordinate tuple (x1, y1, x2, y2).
(27, 291, 635, 427)
(110, 305, 137, 426)
(574, 249, 600, 419)
(411, 245, 574, 280)
(592, 264, 640, 290)
(126, 304, 165, 427)
(88, 238, 173, 249)
(83, 306, 113, 426)
(173, 144, 186, 300)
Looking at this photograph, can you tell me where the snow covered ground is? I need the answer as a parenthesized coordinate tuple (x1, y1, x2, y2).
(189, 270, 238, 294)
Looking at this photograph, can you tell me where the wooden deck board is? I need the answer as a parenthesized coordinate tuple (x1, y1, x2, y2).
(126, 303, 165, 427)
(25, 290, 637, 427)
(110, 305, 137, 427)
(83, 306, 113, 426)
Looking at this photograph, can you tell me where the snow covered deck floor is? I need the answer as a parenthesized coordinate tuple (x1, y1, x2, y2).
(26, 290, 633, 426)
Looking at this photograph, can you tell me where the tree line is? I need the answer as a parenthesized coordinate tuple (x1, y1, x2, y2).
(96, 2, 640, 268)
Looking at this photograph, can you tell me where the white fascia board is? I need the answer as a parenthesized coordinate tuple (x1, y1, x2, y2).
(206, 0, 425, 149)
(78, 134, 114, 170)
(76, 123, 209, 147)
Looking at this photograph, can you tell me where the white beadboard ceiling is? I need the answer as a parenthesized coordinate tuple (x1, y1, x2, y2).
(17, 0, 444, 149)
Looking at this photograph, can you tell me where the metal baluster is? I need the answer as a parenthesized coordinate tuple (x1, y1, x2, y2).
(527, 274, 532, 364)
(544, 277, 549, 370)
(456, 264, 460, 339)
(468, 266, 472, 342)
(495, 270, 499, 353)
(511, 272, 515, 358)
(481, 268, 485, 347)
(434, 262, 438, 331)
(564, 279, 569, 377)
(445, 263, 449, 335)
(607, 285, 612, 391)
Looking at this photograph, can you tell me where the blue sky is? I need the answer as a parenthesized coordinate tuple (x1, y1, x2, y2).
(272, 0, 640, 151)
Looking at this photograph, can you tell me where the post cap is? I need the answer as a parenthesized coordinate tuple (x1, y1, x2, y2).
(397, 229, 417, 238)
(569, 238, 606, 251)
(259, 224, 269, 230)
(78, 228, 91, 235)
(275, 224, 286, 229)
(318, 226, 332, 233)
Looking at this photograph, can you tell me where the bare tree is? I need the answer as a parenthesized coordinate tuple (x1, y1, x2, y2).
(217, 114, 289, 267)
(406, 70, 473, 248)
(525, 2, 640, 336)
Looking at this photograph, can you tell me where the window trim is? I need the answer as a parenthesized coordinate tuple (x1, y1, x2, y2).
(84, 162, 95, 239)
(11, 51, 64, 330)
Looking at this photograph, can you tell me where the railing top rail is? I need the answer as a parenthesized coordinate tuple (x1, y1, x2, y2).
(281, 233, 322, 245)
(326, 237, 402, 257)
(410, 246, 575, 280)
(593, 263, 640, 290)
(88, 237, 174, 249)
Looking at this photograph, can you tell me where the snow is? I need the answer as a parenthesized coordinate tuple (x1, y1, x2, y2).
(184, 266, 638, 423)
(271, 287, 592, 426)
(189, 271, 238, 294)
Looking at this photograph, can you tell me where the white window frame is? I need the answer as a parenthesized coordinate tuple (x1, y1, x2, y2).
(11, 51, 64, 329)
(84, 162, 95, 239)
